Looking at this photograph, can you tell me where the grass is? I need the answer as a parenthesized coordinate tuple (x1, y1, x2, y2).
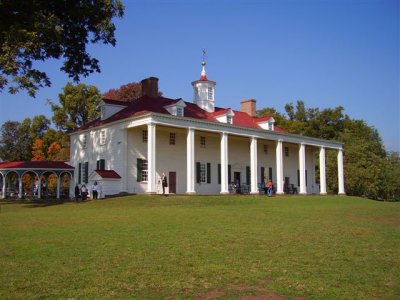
(0, 195, 399, 299)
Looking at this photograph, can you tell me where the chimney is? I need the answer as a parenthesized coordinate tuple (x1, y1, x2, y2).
(240, 99, 256, 117)
(141, 77, 159, 98)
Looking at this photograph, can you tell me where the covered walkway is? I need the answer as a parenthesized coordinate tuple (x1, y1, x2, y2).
(0, 161, 74, 200)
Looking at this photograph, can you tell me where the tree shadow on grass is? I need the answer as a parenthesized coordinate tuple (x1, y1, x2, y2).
(0, 199, 72, 208)
(23, 200, 66, 208)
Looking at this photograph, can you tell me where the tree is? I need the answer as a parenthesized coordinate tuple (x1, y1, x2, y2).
(0, 0, 124, 97)
(103, 82, 143, 102)
(43, 129, 70, 161)
(103, 81, 163, 102)
(31, 138, 45, 161)
(49, 82, 102, 132)
(258, 100, 398, 200)
(0, 115, 51, 161)
(47, 141, 68, 161)
(0, 121, 23, 161)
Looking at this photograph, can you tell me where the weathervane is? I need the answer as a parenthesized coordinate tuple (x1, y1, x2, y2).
(202, 49, 206, 66)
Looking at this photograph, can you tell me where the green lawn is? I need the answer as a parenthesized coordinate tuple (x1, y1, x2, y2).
(0, 195, 399, 299)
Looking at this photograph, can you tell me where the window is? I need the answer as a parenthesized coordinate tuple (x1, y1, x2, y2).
(200, 136, 206, 148)
(96, 159, 105, 170)
(226, 115, 232, 124)
(137, 158, 148, 182)
(82, 134, 87, 149)
(100, 130, 106, 145)
(285, 146, 289, 157)
(263, 144, 268, 154)
(196, 162, 211, 183)
(142, 130, 148, 143)
(207, 87, 213, 100)
(169, 133, 176, 145)
(176, 107, 183, 117)
(200, 163, 206, 183)
(81, 162, 88, 184)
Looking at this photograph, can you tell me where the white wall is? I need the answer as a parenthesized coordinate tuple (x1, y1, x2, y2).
(70, 123, 319, 196)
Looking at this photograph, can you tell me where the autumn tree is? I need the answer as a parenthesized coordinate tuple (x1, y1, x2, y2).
(47, 141, 68, 161)
(0, 115, 51, 161)
(0, 0, 124, 97)
(103, 82, 142, 102)
(48, 82, 102, 132)
(31, 138, 45, 161)
(103, 81, 163, 102)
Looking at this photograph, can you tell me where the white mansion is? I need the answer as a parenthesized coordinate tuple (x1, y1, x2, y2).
(69, 60, 345, 196)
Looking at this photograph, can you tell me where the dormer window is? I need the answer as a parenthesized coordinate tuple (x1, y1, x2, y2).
(176, 107, 183, 117)
(101, 106, 106, 120)
(215, 109, 235, 124)
(164, 100, 186, 117)
(257, 117, 275, 131)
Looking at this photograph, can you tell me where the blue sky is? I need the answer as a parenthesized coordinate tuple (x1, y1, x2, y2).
(0, 0, 399, 151)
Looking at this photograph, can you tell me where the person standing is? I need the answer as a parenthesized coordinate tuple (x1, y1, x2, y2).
(162, 173, 168, 195)
(267, 180, 274, 197)
(81, 184, 88, 200)
(91, 181, 99, 199)
(74, 184, 80, 202)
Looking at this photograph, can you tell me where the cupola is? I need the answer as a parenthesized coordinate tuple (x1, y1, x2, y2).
(192, 50, 216, 112)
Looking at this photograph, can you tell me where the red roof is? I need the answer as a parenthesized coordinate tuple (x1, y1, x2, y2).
(77, 95, 287, 133)
(0, 161, 74, 170)
(95, 170, 121, 179)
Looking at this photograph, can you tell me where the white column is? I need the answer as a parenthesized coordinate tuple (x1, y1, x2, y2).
(250, 137, 258, 194)
(147, 123, 156, 194)
(18, 176, 23, 199)
(1, 174, 5, 199)
(186, 127, 196, 194)
(338, 148, 345, 195)
(299, 143, 307, 194)
(276, 140, 284, 194)
(319, 146, 327, 195)
(121, 128, 128, 192)
(220, 132, 229, 194)
(56, 175, 61, 199)
(38, 177, 42, 199)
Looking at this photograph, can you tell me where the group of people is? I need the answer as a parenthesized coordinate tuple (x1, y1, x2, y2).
(74, 181, 101, 201)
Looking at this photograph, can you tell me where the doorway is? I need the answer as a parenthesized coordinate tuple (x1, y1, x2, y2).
(234, 172, 241, 185)
(169, 172, 176, 194)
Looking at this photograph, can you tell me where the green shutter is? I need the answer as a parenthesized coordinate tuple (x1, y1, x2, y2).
(260, 167, 265, 184)
(196, 162, 201, 183)
(207, 163, 211, 184)
(218, 164, 221, 184)
(96, 160, 100, 170)
(78, 163, 81, 184)
(246, 166, 250, 185)
(100, 159, 105, 170)
(84, 162, 89, 183)
(228, 164, 231, 183)
(297, 169, 300, 187)
(269, 167, 273, 181)
(137, 158, 143, 182)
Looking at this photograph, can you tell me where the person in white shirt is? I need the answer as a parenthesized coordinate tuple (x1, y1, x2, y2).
(92, 181, 99, 199)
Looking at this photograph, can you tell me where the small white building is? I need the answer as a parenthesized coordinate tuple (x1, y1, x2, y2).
(69, 60, 345, 197)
